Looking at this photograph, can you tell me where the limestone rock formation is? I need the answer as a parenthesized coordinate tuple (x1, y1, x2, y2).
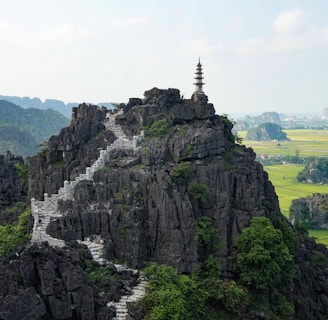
(1, 87, 326, 319)
(290, 193, 328, 229)
(0, 242, 144, 320)
(246, 122, 289, 141)
(0, 151, 27, 222)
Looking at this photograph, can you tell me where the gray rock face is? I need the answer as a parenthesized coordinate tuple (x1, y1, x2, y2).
(246, 122, 289, 141)
(290, 193, 328, 229)
(25, 88, 328, 319)
(0, 243, 138, 320)
(42, 101, 278, 276)
(28, 103, 117, 200)
(0, 151, 27, 221)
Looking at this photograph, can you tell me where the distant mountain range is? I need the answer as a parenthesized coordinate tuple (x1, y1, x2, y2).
(0, 100, 70, 156)
(0, 95, 115, 118)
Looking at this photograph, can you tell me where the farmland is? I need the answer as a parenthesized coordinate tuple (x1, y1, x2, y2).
(239, 129, 328, 246)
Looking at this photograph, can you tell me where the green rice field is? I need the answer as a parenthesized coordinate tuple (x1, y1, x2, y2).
(308, 230, 328, 247)
(240, 129, 328, 246)
(239, 129, 328, 158)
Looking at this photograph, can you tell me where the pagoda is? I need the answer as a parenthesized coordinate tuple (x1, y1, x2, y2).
(192, 58, 206, 102)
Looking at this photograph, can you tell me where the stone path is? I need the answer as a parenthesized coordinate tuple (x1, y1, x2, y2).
(30, 109, 147, 319)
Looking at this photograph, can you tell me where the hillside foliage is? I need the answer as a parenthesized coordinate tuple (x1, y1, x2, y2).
(297, 157, 328, 184)
(0, 202, 31, 256)
(246, 123, 289, 141)
(0, 100, 70, 156)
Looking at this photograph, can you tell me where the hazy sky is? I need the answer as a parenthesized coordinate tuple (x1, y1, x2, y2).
(1, 0, 328, 115)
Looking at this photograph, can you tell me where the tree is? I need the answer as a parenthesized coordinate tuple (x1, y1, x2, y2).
(142, 263, 206, 320)
(236, 217, 294, 292)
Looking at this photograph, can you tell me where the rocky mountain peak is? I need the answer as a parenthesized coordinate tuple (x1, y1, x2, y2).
(6, 87, 326, 319)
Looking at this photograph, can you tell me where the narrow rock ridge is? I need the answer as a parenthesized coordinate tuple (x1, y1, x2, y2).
(30, 110, 144, 247)
(30, 111, 147, 319)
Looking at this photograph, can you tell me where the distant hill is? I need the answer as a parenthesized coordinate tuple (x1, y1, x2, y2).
(0, 125, 38, 156)
(297, 157, 328, 184)
(290, 193, 328, 229)
(233, 111, 282, 132)
(0, 100, 70, 156)
(246, 122, 289, 141)
(0, 95, 115, 118)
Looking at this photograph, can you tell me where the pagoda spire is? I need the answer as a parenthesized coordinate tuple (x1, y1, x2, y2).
(193, 58, 205, 95)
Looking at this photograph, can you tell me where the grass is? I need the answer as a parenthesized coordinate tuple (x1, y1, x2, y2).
(239, 129, 328, 158)
(265, 164, 328, 217)
(308, 230, 328, 247)
(238, 128, 328, 246)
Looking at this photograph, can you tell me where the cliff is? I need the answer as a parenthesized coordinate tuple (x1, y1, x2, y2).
(1, 88, 327, 319)
(246, 122, 289, 141)
(0, 151, 27, 217)
(290, 193, 328, 229)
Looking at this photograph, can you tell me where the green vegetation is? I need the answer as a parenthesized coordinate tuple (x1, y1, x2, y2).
(235, 216, 296, 319)
(2, 201, 27, 215)
(14, 163, 29, 181)
(171, 161, 192, 185)
(142, 216, 297, 319)
(84, 259, 114, 289)
(142, 259, 261, 319)
(142, 119, 171, 139)
(309, 230, 328, 246)
(240, 129, 328, 245)
(97, 164, 112, 173)
(0, 100, 69, 156)
(142, 263, 206, 320)
(297, 157, 328, 183)
(236, 217, 295, 293)
(195, 216, 218, 246)
(52, 160, 65, 168)
(0, 205, 31, 256)
(265, 164, 328, 216)
(239, 129, 328, 158)
(187, 182, 209, 203)
(246, 123, 288, 141)
(0, 125, 38, 156)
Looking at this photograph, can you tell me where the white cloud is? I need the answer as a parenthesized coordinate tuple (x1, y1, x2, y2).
(110, 16, 146, 29)
(237, 7, 328, 55)
(273, 7, 306, 33)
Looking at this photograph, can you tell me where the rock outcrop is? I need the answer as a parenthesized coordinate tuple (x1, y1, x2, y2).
(1, 87, 326, 319)
(0, 242, 145, 320)
(246, 122, 289, 141)
(290, 193, 328, 229)
(0, 151, 27, 222)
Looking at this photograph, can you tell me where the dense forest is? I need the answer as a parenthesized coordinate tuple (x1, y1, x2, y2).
(0, 100, 70, 156)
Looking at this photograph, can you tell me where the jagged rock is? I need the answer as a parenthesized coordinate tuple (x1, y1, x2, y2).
(45, 107, 277, 276)
(22, 88, 328, 319)
(0, 287, 46, 320)
(0, 151, 28, 222)
(290, 193, 328, 229)
(246, 122, 289, 141)
(28, 104, 117, 200)
(0, 243, 135, 320)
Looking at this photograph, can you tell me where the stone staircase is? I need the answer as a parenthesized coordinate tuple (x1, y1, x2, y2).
(31, 109, 143, 247)
(30, 109, 147, 319)
(108, 267, 147, 320)
(79, 239, 147, 319)
(78, 238, 106, 265)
